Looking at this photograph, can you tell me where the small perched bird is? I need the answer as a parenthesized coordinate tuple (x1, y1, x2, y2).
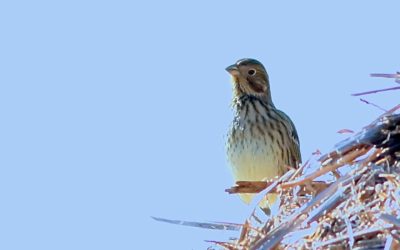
(226, 58, 301, 205)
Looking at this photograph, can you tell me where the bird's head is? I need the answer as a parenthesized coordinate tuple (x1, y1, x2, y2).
(226, 58, 272, 102)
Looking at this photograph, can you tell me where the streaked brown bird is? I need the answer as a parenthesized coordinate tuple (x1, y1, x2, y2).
(226, 58, 301, 205)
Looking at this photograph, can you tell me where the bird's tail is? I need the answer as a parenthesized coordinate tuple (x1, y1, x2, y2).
(239, 193, 278, 214)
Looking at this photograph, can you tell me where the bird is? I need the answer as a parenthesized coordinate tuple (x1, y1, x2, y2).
(225, 58, 301, 207)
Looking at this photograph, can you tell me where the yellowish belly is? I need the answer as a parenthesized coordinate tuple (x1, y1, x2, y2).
(227, 138, 281, 203)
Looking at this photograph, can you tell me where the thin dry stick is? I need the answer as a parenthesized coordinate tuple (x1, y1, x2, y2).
(352, 86, 400, 96)
(370, 72, 400, 80)
(237, 220, 250, 246)
(225, 181, 273, 194)
(288, 159, 308, 181)
(360, 98, 388, 112)
(281, 147, 369, 189)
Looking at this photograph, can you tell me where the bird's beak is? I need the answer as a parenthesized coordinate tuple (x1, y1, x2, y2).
(225, 64, 239, 76)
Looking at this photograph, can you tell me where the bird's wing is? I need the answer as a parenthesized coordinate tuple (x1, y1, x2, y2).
(275, 109, 302, 167)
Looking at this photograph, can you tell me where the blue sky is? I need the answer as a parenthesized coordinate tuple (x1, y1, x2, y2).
(1, 1, 399, 249)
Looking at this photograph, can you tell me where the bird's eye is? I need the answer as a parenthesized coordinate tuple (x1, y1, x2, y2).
(248, 69, 256, 76)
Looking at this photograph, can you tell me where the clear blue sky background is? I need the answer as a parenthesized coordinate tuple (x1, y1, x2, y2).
(1, 1, 399, 249)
